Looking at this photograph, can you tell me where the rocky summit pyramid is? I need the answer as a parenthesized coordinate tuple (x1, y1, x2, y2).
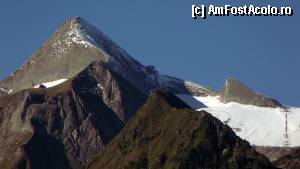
(0, 16, 157, 95)
(0, 16, 219, 98)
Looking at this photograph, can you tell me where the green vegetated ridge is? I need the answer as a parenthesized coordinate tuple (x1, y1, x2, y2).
(86, 91, 276, 169)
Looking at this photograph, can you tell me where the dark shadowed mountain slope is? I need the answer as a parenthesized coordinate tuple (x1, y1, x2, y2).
(255, 146, 300, 162)
(220, 78, 281, 107)
(0, 61, 146, 169)
(273, 148, 300, 169)
(86, 91, 276, 169)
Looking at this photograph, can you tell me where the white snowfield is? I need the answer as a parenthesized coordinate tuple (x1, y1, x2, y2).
(34, 79, 67, 88)
(176, 94, 300, 147)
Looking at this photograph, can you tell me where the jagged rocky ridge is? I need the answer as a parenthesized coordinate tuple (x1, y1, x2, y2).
(86, 91, 276, 169)
(0, 61, 146, 169)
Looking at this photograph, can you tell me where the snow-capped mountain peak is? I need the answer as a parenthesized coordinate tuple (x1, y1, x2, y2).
(0, 16, 155, 95)
(67, 16, 103, 49)
(64, 17, 150, 81)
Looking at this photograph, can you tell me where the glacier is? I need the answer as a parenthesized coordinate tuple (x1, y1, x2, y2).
(177, 94, 300, 147)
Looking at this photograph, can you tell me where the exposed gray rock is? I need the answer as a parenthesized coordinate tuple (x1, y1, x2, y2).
(220, 78, 281, 107)
(0, 17, 220, 99)
(0, 17, 155, 96)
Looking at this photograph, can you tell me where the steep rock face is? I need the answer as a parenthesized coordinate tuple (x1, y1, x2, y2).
(0, 17, 156, 95)
(87, 91, 276, 169)
(273, 148, 300, 169)
(72, 61, 147, 122)
(220, 78, 281, 107)
(0, 61, 146, 169)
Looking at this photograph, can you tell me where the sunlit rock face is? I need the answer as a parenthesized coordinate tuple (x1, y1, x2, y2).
(220, 78, 281, 107)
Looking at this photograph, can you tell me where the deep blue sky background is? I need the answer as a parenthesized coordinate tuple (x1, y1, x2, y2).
(0, 0, 299, 106)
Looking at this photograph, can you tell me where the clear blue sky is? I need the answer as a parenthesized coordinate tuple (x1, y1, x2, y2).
(0, 0, 299, 106)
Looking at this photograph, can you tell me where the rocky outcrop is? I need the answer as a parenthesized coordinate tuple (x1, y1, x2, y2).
(220, 78, 281, 107)
(87, 91, 276, 169)
(255, 146, 299, 162)
(0, 61, 146, 169)
(273, 148, 300, 169)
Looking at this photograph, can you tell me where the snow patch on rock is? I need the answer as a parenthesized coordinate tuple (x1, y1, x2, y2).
(184, 81, 209, 91)
(0, 87, 13, 94)
(34, 79, 68, 88)
(64, 17, 144, 78)
(97, 83, 104, 90)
